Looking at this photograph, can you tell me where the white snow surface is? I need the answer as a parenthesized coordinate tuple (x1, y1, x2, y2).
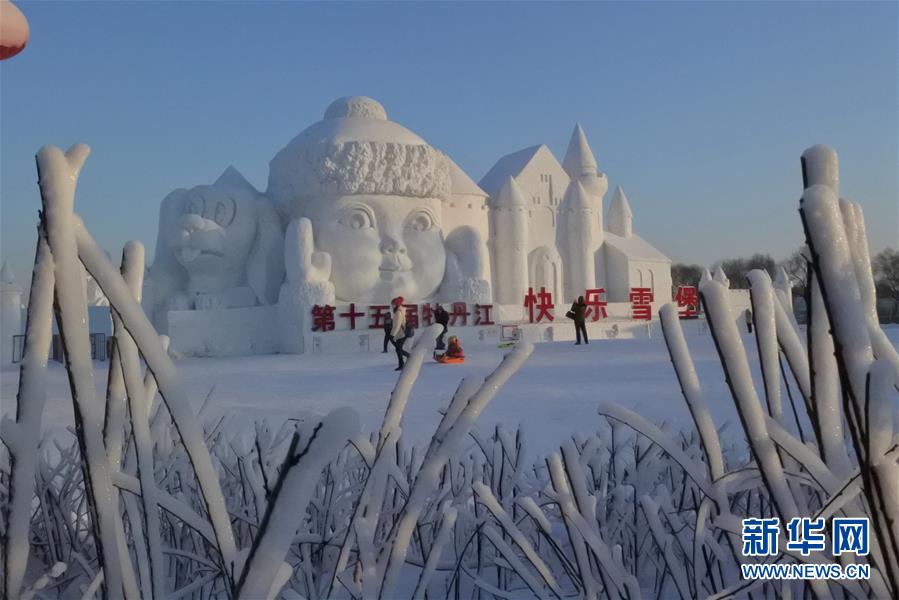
(4, 326, 898, 459)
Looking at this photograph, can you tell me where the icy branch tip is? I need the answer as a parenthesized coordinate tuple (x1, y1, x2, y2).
(123, 241, 145, 261)
(801, 144, 838, 193)
(35, 143, 91, 178)
(745, 269, 772, 287)
(509, 341, 535, 360)
(659, 303, 679, 321)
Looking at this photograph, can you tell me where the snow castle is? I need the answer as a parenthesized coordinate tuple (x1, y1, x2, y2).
(143, 96, 672, 356)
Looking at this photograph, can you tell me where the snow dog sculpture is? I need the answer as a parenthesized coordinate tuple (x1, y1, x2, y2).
(144, 167, 284, 325)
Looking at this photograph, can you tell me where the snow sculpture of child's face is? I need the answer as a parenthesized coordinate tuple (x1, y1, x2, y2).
(309, 194, 446, 303)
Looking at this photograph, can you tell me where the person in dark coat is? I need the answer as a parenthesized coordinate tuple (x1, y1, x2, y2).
(745, 308, 753, 334)
(390, 297, 411, 370)
(570, 296, 588, 345)
(382, 313, 393, 353)
(434, 304, 450, 349)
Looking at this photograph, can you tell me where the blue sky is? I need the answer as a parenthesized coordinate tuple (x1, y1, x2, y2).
(2, 1, 896, 284)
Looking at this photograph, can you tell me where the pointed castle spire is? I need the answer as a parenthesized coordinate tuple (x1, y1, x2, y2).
(608, 186, 633, 237)
(564, 180, 593, 211)
(774, 266, 793, 310)
(713, 265, 730, 288)
(562, 123, 598, 180)
(492, 176, 528, 208)
(774, 266, 792, 292)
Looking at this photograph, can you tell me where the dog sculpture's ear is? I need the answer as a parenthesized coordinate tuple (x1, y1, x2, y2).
(143, 188, 189, 322)
(246, 196, 285, 305)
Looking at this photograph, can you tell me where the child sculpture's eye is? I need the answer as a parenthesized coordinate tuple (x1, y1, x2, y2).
(406, 211, 434, 232)
(339, 206, 374, 230)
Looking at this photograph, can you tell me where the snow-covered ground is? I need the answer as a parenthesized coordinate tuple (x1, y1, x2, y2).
(4, 324, 898, 458)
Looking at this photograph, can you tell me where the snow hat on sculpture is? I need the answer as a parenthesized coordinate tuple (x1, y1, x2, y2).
(268, 96, 452, 215)
(268, 96, 471, 304)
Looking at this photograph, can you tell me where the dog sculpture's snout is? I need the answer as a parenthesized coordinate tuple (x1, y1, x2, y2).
(179, 213, 214, 234)
(175, 213, 226, 260)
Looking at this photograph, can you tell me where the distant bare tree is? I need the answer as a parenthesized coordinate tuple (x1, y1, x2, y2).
(778, 247, 810, 296)
(873, 247, 899, 300)
(714, 253, 775, 289)
(670, 263, 704, 288)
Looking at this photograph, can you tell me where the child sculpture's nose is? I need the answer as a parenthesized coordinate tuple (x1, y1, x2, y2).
(380, 236, 408, 257)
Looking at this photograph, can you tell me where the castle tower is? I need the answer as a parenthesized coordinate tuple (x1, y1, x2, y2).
(563, 181, 598, 300)
(490, 177, 530, 304)
(608, 185, 633, 238)
(562, 123, 607, 241)
(1, 261, 23, 364)
(562, 123, 596, 175)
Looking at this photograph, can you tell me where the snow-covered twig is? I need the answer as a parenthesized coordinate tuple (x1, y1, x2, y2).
(658, 305, 726, 488)
(73, 216, 238, 579)
(807, 272, 850, 476)
(746, 270, 784, 426)
(113, 241, 165, 598)
(699, 278, 799, 521)
(237, 408, 360, 599)
(37, 143, 125, 599)
(410, 504, 456, 599)
(2, 230, 55, 600)
(378, 343, 534, 598)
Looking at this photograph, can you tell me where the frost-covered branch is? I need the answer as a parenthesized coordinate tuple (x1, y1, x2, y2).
(74, 216, 238, 578)
(2, 230, 55, 600)
(237, 408, 360, 599)
(37, 143, 125, 599)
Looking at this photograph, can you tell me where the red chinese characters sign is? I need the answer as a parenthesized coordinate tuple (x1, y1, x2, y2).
(339, 303, 364, 329)
(474, 303, 495, 325)
(311, 305, 336, 331)
(311, 302, 494, 331)
(585, 288, 608, 321)
(449, 302, 469, 326)
(405, 304, 420, 328)
(674, 286, 698, 318)
(367, 305, 391, 329)
(524, 287, 554, 323)
(629, 287, 653, 320)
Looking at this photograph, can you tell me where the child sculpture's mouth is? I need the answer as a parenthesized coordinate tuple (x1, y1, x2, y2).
(379, 253, 412, 275)
(379, 265, 410, 281)
(177, 246, 224, 263)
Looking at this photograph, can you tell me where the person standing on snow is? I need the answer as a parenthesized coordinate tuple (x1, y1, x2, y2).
(745, 308, 753, 334)
(391, 297, 411, 371)
(434, 304, 450, 349)
(570, 296, 588, 345)
(382, 312, 393, 353)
